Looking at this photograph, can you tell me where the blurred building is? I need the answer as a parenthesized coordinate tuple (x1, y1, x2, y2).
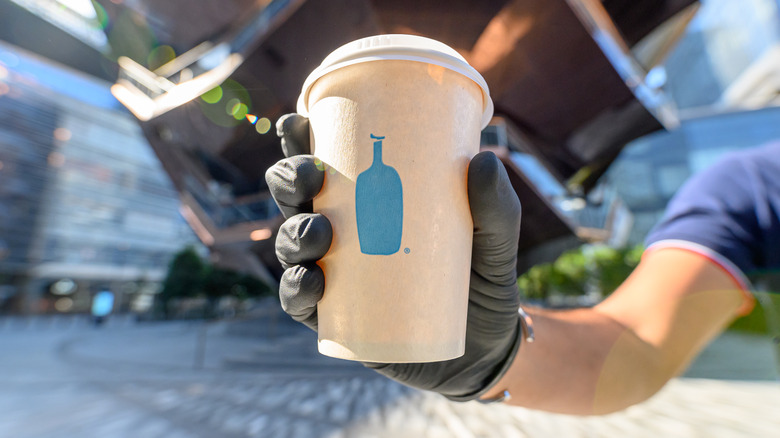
(604, 106, 780, 244)
(662, 0, 780, 112)
(602, 0, 780, 243)
(0, 41, 199, 314)
(2, 0, 779, 291)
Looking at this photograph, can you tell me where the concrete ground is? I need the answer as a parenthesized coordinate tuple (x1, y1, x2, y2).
(0, 312, 778, 438)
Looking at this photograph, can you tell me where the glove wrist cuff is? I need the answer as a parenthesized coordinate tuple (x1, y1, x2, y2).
(445, 307, 532, 402)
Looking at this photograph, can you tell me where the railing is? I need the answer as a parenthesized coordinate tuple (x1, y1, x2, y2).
(564, 0, 682, 129)
(111, 0, 307, 121)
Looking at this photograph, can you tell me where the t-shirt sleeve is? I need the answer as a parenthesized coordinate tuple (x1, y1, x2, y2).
(644, 142, 780, 294)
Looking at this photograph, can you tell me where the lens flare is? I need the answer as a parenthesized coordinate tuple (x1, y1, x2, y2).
(230, 102, 249, 120)
(255, 117, 271, 134)
(147, 45, 176, 70)
(198, 79, 251, 127)
(108, 11, 158, 65)
(92, 1, 110, 29)
(201, 86, 223, 104)
(245, 114, 258, 124)
(225, 98, 240, 115)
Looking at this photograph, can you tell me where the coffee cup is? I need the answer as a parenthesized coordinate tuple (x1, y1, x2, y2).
(297, 34, 493, 362)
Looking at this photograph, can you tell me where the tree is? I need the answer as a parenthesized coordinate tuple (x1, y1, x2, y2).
(157, 246, 275, 319)
(517, 244, 644, 304)
(203, 266, 272, 301)
(159, 246, 206, 317)
(590, 244, 643, 296)
(201, 265, 273, 317)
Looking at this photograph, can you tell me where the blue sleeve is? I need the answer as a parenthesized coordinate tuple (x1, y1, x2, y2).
(645, 142, 780, 277)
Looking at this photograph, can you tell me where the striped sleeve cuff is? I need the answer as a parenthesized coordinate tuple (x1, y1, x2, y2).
(645, 239, 755, 315)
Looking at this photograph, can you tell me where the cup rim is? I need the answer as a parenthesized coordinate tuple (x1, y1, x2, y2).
(296, 34, 494, 129)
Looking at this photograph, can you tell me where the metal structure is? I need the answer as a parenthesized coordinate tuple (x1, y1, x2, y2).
(1, 0, 702, 280)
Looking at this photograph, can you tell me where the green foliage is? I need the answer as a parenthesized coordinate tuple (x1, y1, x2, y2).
(550, 250, 589, 296)
(160, 246, 206, 303)
(158, 246, 273, 318)
(518, 245, 780, 337)
(518, 244, 644, 303)
(202, 266, 272, 301)
(728, 289, 780, 335)
(517, 264, 553, 301)
(591, 244, 643, 296)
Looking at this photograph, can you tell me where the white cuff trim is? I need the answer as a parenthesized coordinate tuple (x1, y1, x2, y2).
(645, 239, 752, 291)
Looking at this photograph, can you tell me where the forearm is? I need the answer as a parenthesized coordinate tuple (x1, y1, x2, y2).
(484, 306, 664, 415)
(482, 249, 747, 415)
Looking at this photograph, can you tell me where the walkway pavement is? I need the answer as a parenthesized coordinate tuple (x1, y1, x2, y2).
(1, 313, 778, 438)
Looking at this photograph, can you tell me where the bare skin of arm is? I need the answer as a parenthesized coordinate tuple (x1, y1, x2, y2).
(481, 248, 750, 415)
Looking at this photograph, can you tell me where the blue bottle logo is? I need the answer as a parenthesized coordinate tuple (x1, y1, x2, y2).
(355, 134, 403, 255)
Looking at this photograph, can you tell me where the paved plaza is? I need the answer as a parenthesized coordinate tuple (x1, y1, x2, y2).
(1, 312, 779, 438)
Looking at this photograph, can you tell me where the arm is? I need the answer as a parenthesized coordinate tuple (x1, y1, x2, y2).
(484, 247, 748, 415)
(270, 114, 774, 414)
(487, 143, 780, 414)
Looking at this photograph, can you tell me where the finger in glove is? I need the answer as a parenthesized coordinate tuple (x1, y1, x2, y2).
(279, 263, 324, 331)
(276, 114, 311, 157)
(265, 155, 325, 219)
(275, 213, 333, 269)
(467, 151, 522, 288)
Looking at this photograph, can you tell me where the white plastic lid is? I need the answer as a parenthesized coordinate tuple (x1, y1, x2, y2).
(297, 34, 494, 129)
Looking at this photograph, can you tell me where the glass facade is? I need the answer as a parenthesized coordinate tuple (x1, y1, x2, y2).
(659, 0, 780, 112)
(0, 69, 57, 273)
(602, 106, 780, 244)
(0, 41, 198, 313)
(601, 0, 780, 244)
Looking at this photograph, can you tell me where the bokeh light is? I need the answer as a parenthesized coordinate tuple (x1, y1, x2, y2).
(48, 152, 65, 168)
(201, 86, 223, 104)
(230, 101, 249, 120)
(51, 279, 77, 295)
(255, 117, 272, 134)
(198, 79, 251, 127)
(147, 45, 176, 71)
(54, 297, 74, 312)
(53, 127, 72, 142)
(250, 228, 272, 241)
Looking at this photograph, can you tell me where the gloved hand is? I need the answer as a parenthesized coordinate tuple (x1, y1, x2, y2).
(266, 113, 523, 401)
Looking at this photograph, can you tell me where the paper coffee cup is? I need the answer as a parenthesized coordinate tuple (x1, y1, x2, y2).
(297, 34, 493, 363)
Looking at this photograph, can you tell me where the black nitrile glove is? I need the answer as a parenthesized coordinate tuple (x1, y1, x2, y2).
(266, 114, 523, 401)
